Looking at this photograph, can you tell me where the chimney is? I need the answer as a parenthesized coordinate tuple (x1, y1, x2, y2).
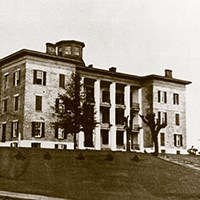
(165, 69, 173, 78)
(109, 67, 117, 72)
(46, 43, 56, 55)
(88, 64, 93, 68)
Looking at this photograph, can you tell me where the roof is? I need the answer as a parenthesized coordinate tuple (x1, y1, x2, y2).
(142, 74, 191, 85)
(0, 49, 85, 66)
(0, 48, 191, 86)
(55, 40, 85, 47)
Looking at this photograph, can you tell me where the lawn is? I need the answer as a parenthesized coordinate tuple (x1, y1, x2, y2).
(0, 147, 200, 200)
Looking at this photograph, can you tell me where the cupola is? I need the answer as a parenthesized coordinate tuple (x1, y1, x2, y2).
(55, 40, 85, 60)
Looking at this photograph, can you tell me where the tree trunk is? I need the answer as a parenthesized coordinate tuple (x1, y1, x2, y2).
(84, 128, 93, 147)
(73, 133, 77, 150)
(153, 136, 159, 156)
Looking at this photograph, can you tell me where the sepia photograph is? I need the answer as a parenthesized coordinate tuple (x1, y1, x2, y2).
(0, 0, 199, 199)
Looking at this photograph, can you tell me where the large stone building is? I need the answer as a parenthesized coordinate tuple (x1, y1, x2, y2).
(0, 40, 191, 153)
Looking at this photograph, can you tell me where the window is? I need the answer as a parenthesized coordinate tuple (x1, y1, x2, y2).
(2, 99, 8, 113)
(12, 121, 19, 138)
(55, 144, 67, 149)
(58, 47, 63, 56)
(74, 47, 80, 56)
(101, 130, 109, 145)
(173, 93, 179, 105)
(175, 114, 180, 125)
(33, 70, 46, 85)
(3, 73, 9, 89)
(117, 131, 124, 146)
(174, 134, 183, 147)
(13, 70, 21, 86)
(116, 93, 124, 105)
(31, 143, 41, 148)
(160, 133, 165, 146)
(11, 142, 18, 147)
(35, 96, 42, 111)
(65, 46, 71, 55)
(59, 74, 65, 88)
(55, 125, 66, 139)
(116, 108, 124, 125)
(32, 122, 45, 138)
(158, 91, 167, 103)
(158, 111, 167, 124)
(101, 107, 110, 123)
(55, 98, 66, 113)
(86, 87, 94, 103)
(14, 95, 19, 111)
(102, 90, 110, 103)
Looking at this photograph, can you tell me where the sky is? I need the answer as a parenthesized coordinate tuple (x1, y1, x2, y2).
(0, 0, 199, 148)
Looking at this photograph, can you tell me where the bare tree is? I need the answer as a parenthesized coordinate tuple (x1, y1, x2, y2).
(139, 113, 167, 156)
(124, 109, 135, 151)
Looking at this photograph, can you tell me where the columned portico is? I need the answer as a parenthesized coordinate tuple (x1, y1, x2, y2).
(94, 79, 101, 150)
(110, 82, 116, 150)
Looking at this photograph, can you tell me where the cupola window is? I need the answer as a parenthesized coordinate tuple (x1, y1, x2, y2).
(65, 46, 71, 55)
(74, 46, 80, 56)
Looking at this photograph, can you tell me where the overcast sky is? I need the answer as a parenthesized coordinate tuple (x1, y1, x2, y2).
(0, 0, 199, 147)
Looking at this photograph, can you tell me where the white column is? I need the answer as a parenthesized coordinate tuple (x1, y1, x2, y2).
(78, 131, 85, 149)
(94, 79, 101, 150)
(124, 85, 130, 149)
(18, 132, 22, 147)
(124, 85, 130, 118)
(138, 88, 144, 152)
(110, 82, 116, 150)
(78, 76, 85, 149)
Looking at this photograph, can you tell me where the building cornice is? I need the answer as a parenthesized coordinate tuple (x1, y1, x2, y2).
(142, 74, 191, 85)
(0, 49, 85, 66)
(77, 65, 142, 86)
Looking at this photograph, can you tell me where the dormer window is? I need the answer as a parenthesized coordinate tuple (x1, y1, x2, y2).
(65, 46, 71, 55)
(74, 46, 80, 56)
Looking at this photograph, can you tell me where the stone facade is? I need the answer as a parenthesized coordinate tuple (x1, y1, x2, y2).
(0, 40, 191, 153)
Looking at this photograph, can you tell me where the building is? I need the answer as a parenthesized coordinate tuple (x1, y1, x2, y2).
(0, 40, 191, 153)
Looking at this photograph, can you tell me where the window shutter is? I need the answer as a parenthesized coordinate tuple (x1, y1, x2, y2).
(174, 134, 177, 146)
(32, 122, 35, 137)
(13, 72, 15, 85)
(33, 70, 37, 84)
(164, 112, 167, 124)
(43, 72, 46, 86)
(177, 94, 179, 105)
(42, 123, 45, 137)
(158, 112, 161, 123)
(55, 123, 58, 138)
(64, 128, 67, 139)
(180, 135, 183, 146)
(164, 92, 167, 103)
(18, 70, 21, 85)
(158, 91, 160, 102)
(11, 122, 13, 138)
(16, 122, 19, 138)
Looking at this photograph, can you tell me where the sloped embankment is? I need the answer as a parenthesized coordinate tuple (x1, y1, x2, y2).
(0, 148, 200, 200)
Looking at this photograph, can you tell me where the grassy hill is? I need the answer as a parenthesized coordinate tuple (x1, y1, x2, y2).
(0, 147, 200, 200)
